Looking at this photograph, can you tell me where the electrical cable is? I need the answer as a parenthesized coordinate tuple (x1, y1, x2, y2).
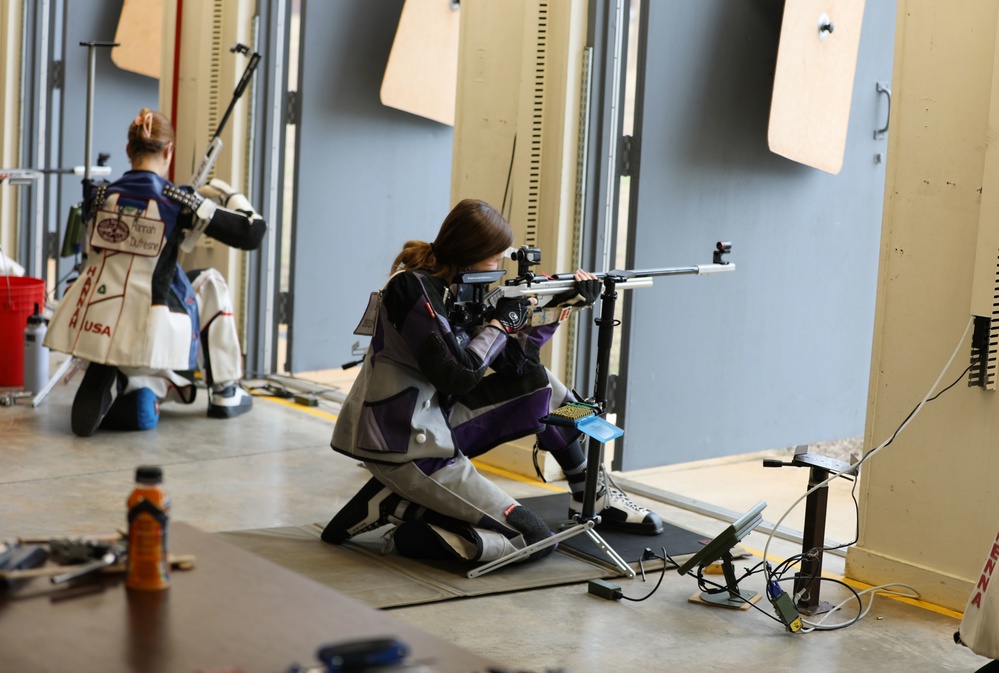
(500, 134, 517, 221)
(798, 582, 920, 632)
(48, 261, 83, 304)
(620, 547, 670, 602)
(761, 315, 973, 569)
(757, 316, 974, 631)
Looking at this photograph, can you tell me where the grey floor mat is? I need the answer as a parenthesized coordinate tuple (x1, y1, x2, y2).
(216, 522, 617, 609)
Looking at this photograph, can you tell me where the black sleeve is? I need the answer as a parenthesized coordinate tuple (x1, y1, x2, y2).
(204, 208, 266, 251)
(383, 271, 507, 396)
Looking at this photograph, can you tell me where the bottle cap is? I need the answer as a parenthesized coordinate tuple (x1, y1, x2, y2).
(135, 465, 163, 484)
(27, 303, 48, 326)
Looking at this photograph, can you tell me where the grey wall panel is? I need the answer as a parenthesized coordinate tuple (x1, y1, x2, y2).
(617, 1, 896, 469)
(289, 0, 453, 372)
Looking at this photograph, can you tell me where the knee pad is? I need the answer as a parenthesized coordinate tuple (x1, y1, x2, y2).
(393, 520, 482, 562)
(393, 522, 457, 560)
(101, 387, 160, 431)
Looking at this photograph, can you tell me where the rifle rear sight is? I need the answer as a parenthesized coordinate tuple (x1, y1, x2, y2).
(509, 245, 542, 282)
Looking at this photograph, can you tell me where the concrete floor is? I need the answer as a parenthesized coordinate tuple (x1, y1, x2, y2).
(1, 358, 991, 673)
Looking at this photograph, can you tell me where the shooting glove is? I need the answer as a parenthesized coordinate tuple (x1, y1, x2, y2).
(553, 278, 602, 308)
(493, 297, 533, 334)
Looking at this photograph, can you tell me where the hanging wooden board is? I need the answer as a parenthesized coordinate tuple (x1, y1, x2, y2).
(768, 0, 866, 174)
(381, 0, 461, 126)
(111, 0, 163, 80)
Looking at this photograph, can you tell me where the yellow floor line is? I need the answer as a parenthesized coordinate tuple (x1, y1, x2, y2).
(472, 460, 566, 493)
(254, 391, 339, 422)
(738, 543, 964, 620)
(257, 393, 563, 493)
(837, 576, 964, 620)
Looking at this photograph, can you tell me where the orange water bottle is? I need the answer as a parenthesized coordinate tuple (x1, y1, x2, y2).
(125, 465, 171, 591)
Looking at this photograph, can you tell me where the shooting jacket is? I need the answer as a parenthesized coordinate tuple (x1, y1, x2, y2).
(331, 269, 563, 465)
(45, 171, 202, 370)
(45, 171, 262, 372)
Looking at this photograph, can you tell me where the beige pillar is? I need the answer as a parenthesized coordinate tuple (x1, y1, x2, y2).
(846, 0, 999, 611)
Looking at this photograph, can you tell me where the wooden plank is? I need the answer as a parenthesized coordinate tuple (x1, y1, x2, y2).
(768, 0, 867, 174)
(381, 0, 461, 126)
(111, 0, 163, 79)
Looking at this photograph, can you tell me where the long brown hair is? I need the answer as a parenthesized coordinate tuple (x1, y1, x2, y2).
(127, 108, 174, 160)
(391, 199, 513, 280)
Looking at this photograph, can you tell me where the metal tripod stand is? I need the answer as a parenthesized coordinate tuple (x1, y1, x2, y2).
(467, 275, 638, 579)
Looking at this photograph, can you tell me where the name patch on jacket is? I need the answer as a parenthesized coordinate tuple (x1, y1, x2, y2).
(91, 209, 166, 256)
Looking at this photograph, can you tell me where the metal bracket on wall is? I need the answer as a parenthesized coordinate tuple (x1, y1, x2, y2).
(284, 90, 299, 126)
(277, 290, 291, 325)
(619, 135, 635, 177)
(605, 373, 618, 414)
(50, 60, 64, 90)
(44, 231, 60, 261)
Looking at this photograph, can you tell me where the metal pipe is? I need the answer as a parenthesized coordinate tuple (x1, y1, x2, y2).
(83, 43, 95, 182)
(78, 41, 119, 185)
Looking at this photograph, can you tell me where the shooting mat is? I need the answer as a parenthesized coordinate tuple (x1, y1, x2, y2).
(216, 495, 709, 609)
(216, 522, 615, 609)
(518, 493, 708, 569)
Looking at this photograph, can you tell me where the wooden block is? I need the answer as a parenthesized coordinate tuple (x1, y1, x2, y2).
(112, 0, 164, 80)
(381, 0, 461, 126)
(768, 0, 867, 174)
(688, 589, 763, 611)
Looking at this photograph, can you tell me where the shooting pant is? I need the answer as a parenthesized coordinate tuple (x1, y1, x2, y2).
(121, 268, 243, 403)
(364, 366, 576, 563)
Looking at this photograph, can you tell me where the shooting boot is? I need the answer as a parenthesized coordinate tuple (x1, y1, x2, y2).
(207, 381, 253, 419)
(71, 363, 124, 437)
(321, 477, 423, 545)
(569, 469, 664, 535)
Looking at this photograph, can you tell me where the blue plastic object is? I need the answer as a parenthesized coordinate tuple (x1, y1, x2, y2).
(576, 415, 624, 443)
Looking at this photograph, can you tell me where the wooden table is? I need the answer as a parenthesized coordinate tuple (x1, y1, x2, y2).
(0, 522, 503, 673)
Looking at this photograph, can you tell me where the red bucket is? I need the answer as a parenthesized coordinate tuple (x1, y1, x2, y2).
(0, 276, 46, 388)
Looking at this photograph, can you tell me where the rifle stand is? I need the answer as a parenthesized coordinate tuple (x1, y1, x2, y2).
(762, 445, 858, 615)
(467, 410, 635, 579)
(467, 517, 636, 579)
(467, 424, 636, 579)
(467, 276, 638, 580)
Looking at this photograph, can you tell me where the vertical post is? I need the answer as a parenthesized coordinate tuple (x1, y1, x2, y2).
(83, 42, 96, 183)
(78, 41, 118, 196)
(580, 276, 618, 522)
(794, 465, 831, 614)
